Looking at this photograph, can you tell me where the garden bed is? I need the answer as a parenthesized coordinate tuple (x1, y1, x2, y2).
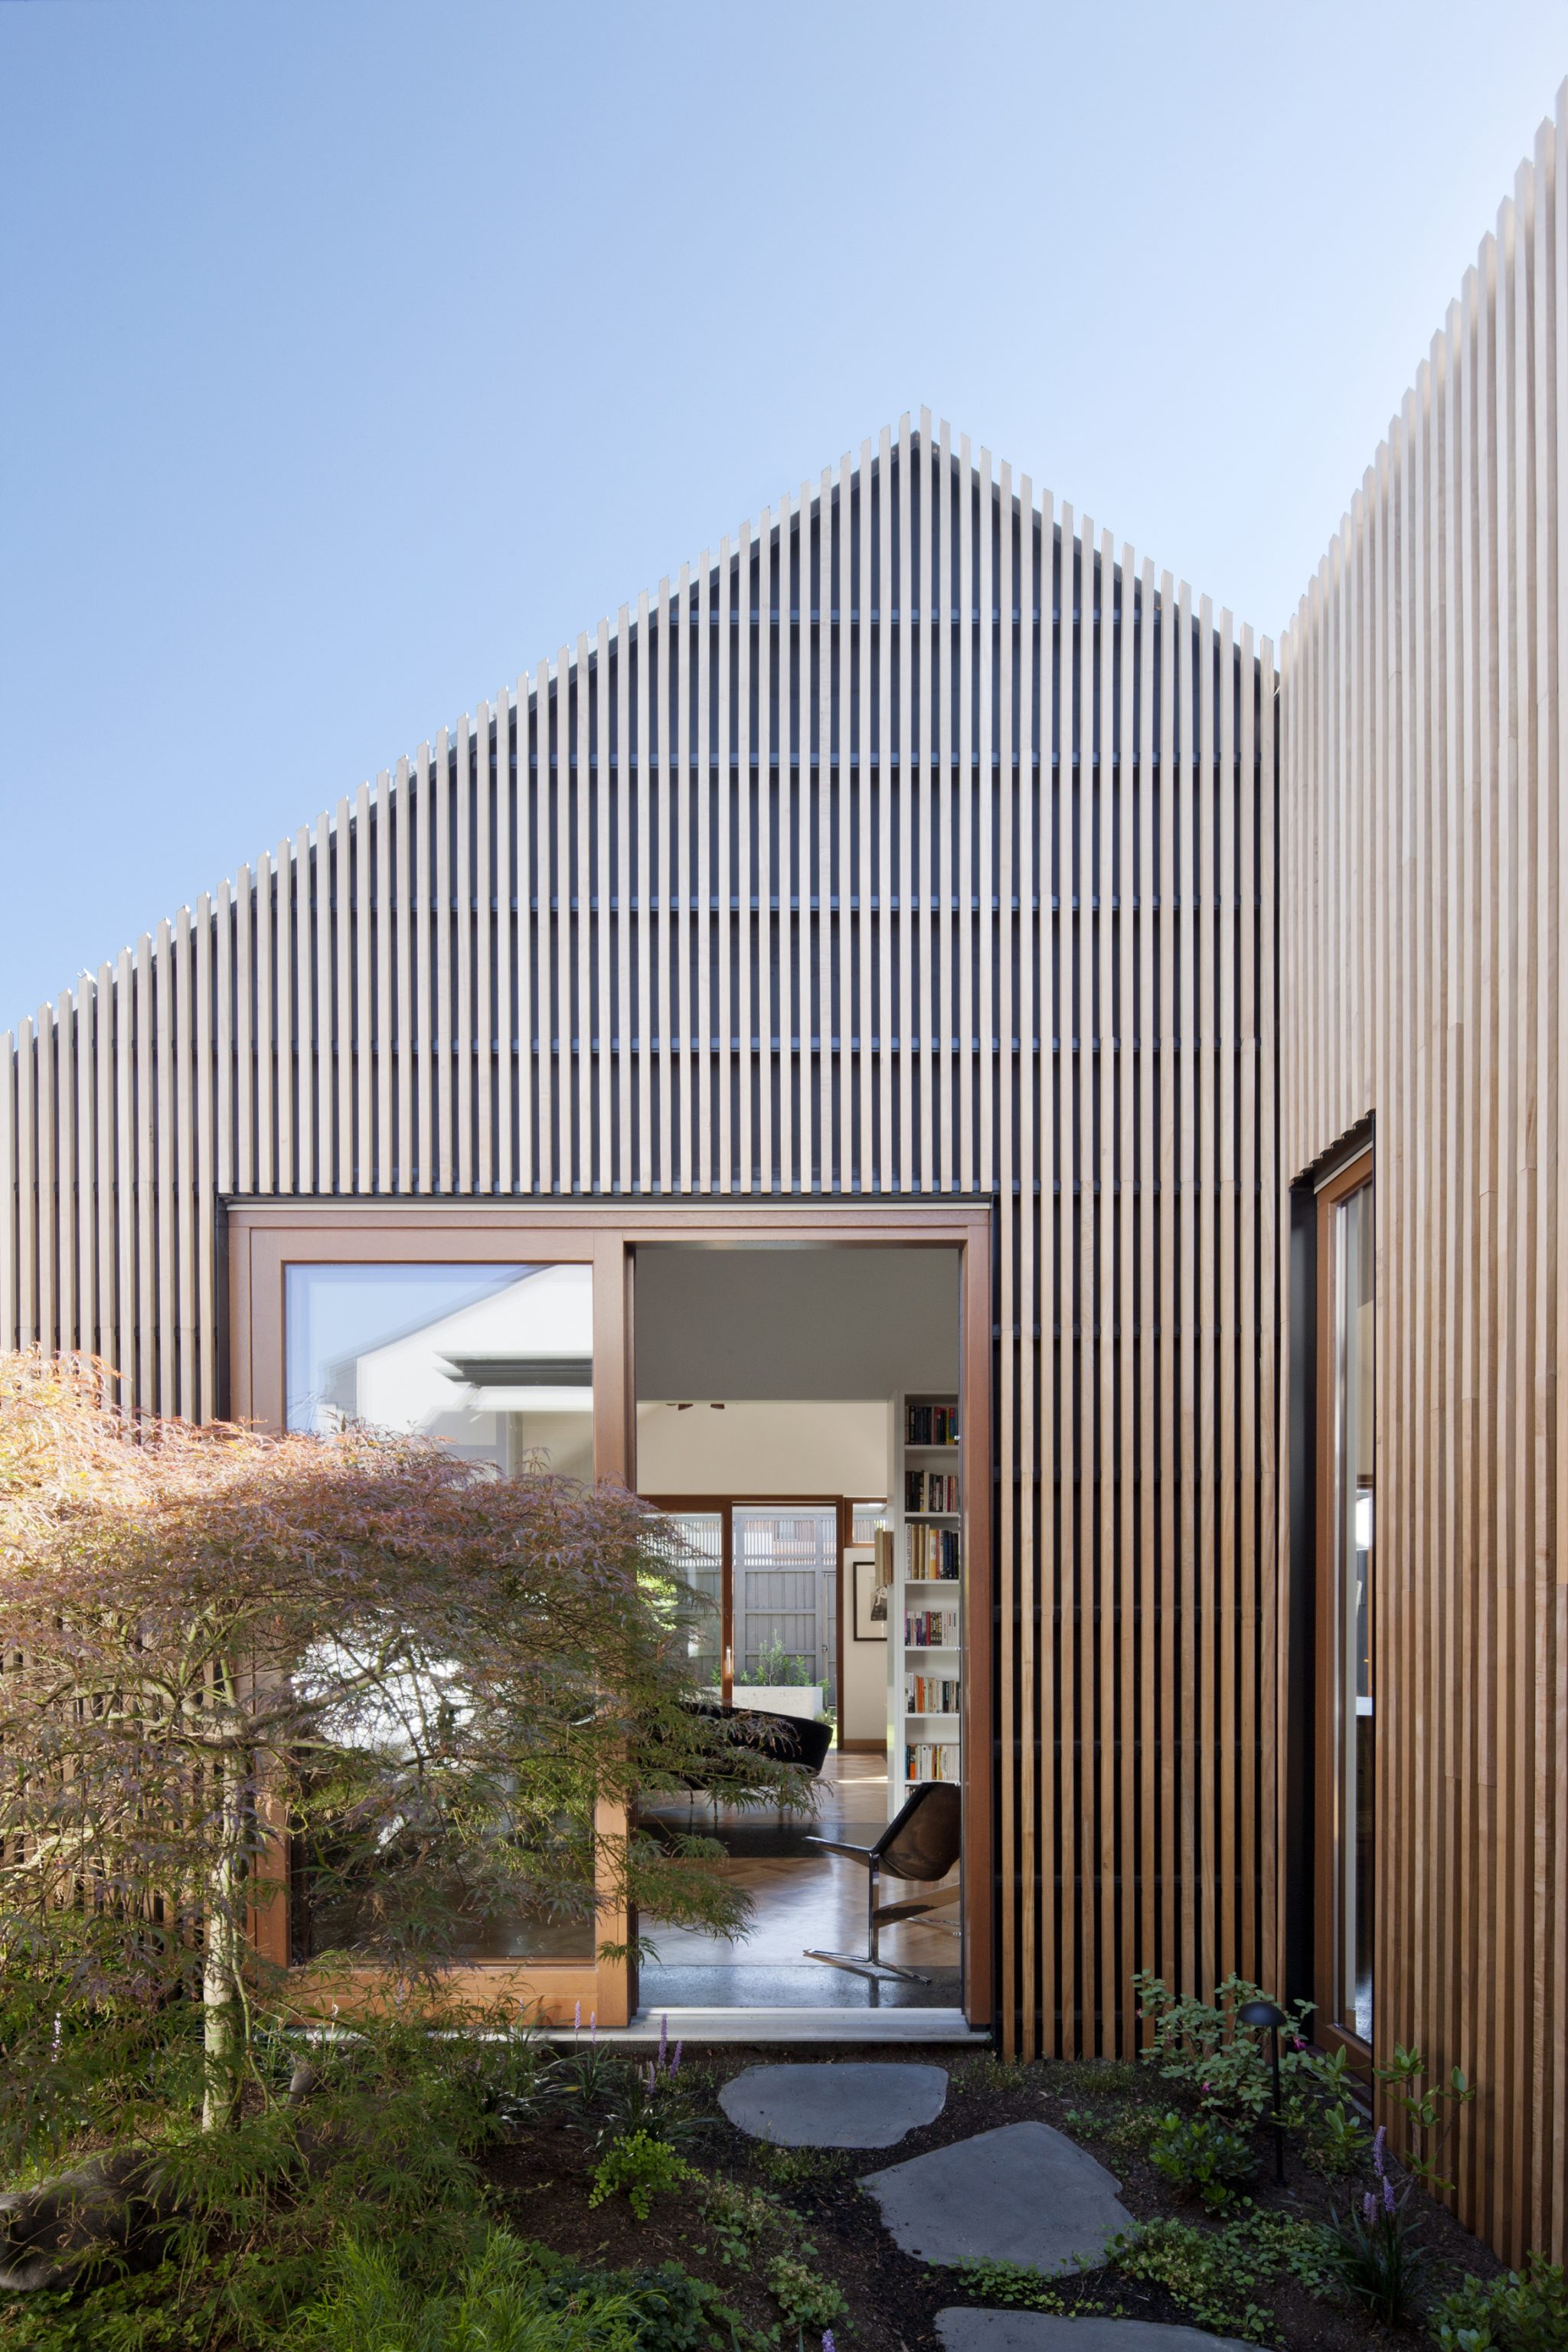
(478, 2040, 1506, 2352)
(0, 2028, 1538, 2352)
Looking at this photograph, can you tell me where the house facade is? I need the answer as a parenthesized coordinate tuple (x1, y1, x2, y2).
(5, 83, 1567, 2265)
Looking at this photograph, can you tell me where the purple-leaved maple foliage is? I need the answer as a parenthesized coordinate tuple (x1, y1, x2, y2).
(0, 1353, 808, 2128)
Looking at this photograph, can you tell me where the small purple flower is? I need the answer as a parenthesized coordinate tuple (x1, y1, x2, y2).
(1383, 2173, 1396, 2216)
(672, 2040, 684, 2074)
(1363, 2190, 1377, 2224)
(659, 2013, 669, 2071)
(574, 1998, 583, 2034)
(822, 2333, 836, 2352)
(1372, 2122, 1387, 2172)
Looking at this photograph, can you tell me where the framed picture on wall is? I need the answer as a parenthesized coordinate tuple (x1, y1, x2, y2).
(852, 1553, 887, 1642)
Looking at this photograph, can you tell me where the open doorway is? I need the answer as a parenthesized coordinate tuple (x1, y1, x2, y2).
(633, 1243, 969, 2014)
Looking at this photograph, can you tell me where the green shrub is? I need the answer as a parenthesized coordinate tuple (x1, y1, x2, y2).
(763, 2252, 846, 2333)
(1429, 2255, 1568, 2350)
(1132, 1971, 1313, 2123)
(1148, 2109, 1259, 2213)
(1279, 2042, 1371, 2177)
(1375, 2043, 1476, 2197)
(590, 2132, 694, 2222)
(524, 2245, 761, 2352)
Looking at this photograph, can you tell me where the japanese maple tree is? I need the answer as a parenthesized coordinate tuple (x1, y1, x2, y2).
(0, 1352, 797, 2129)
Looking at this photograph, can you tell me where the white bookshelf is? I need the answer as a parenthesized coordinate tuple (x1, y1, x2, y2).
(887, 1388, 962, 1815)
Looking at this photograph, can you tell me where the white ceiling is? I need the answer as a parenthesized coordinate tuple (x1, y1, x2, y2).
(633, 1245, 959, 1401)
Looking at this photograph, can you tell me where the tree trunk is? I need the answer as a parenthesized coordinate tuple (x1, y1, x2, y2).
(201, 1797, 243, 2133)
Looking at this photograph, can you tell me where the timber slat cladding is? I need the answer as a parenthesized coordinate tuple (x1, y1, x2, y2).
(1280, 83, 1567, 2268)
(1, 426, 1276, 2093)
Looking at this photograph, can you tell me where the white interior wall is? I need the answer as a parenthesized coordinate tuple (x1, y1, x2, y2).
(635, 1399, 890, 1497)
(839, 1545, 891, 1746)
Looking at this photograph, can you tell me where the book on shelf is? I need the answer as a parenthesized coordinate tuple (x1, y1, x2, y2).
(904, 1740, 960, 1782)
(905, 1524, 961, 1580)
(905, 1672, 962, 1713)
(903, 1468, 960, 1514)
(905, 1403, 959, 1446)
(904, 1605, 961, 1648)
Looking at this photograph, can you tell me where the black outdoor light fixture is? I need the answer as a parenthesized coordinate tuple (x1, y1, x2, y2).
(1238, 1998, 1289, 2183)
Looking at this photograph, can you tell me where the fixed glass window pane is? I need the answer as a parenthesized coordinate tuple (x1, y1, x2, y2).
(283, 1259, 596, 1959)
(285, 1261, 593, 1478)
(658, 1511, 724, 1691)
(1332, 1183, 1375, 2041)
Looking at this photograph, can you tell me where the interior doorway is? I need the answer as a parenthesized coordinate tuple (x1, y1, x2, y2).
(632, 1242, 975, 2017)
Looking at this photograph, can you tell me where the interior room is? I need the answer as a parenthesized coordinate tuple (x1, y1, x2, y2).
(632, 1243, 965, 2012)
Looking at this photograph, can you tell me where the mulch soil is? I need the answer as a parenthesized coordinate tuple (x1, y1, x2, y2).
(479, 2045, 1502, 2352)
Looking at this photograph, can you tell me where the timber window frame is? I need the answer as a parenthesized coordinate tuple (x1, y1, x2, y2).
(1312, 1150, 1377, 2069)
(227, 1195, 994, 2031)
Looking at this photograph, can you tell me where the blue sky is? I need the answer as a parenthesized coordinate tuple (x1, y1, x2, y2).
(2, 0, 1564, 1029)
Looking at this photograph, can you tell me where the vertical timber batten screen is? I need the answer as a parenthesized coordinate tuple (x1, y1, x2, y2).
(0, 417, 1280, 2073)
(1280, 86, 1568, 2265)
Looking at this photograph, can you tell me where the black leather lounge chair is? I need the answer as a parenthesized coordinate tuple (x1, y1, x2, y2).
(804, 1779, 961, 1983)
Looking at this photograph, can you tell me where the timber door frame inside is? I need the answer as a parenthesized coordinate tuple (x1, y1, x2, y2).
(227, 1196, 994, 2034)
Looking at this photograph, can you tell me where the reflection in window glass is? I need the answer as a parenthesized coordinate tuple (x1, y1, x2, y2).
(851, 1501, 891, 1544)
(283, 1259, 596, 1961)
(285, 1261, 594, 1480)
(659, 1511, 724, 1691)
(1332, 1184, 1375, 2041)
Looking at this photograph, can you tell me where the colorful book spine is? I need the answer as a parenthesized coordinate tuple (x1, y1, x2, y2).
(905, 1673, 962, 1713)
(904, 1470, 961, 1514)
(904, 1403, 960, 1446)
(905, 1524, 962, 1579)
(904, 1606, 961, 1648)
(904, 1740, 961, 1782)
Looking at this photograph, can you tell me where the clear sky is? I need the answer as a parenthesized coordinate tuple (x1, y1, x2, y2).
(2, 0, 1564, 1030)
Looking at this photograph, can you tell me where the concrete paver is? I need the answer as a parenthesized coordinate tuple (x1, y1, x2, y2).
(861, 2120, 1134, 2270)
(717, 2060, 948, 2148)
(936, 2312, 1257, 2352)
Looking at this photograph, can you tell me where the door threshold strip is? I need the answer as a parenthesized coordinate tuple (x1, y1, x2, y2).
(544, 2006, 988, 2043)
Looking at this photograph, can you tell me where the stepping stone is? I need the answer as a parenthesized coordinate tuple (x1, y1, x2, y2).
(718, 2061, 948, 2148)
(861, 2120, 1133, 2270)
(937, 2315, 1256, 2352)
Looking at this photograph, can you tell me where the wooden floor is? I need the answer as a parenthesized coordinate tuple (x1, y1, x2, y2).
(644, 1752, 962, 1975)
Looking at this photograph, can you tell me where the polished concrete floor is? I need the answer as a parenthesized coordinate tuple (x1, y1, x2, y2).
(641, 1751, 963, 2011)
